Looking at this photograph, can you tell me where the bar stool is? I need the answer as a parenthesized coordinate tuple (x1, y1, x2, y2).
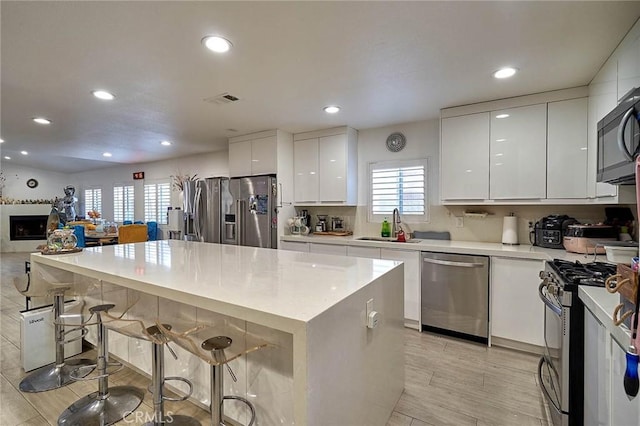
(58, 303, 144, 425)
(102, 313, 200, 426)
(157, 321, 270, 426)
(13, 271, 94, 392)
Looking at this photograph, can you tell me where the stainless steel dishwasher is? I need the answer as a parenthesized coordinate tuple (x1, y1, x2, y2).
(421, 251, 489, 343)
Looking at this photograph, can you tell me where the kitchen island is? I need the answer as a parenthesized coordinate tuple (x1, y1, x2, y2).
(29, 240, 405, 426)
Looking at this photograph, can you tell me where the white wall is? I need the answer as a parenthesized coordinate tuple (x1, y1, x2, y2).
(70, 151, 229, 221)
(0, 163, 77, 202)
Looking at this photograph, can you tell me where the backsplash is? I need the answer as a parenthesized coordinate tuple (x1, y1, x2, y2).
(296, 204, 634, 244)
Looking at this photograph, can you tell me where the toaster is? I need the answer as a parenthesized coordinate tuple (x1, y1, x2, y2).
(562, 224, 617, 254)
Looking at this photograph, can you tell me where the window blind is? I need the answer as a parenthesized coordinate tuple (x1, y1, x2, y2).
(370, 160, 427, 220)
(144, 182, 171, 224)
(84, 188, 102, 217)
(113, 185, 134, 222)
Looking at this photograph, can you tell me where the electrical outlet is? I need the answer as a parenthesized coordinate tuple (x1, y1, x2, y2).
(366, 298, 373, 317)
(455, 217, 464, 228)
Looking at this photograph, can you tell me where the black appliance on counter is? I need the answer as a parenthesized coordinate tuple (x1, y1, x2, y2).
(538, 259, 617, 426)
(531, 215, 578, 249)
(597, 86, 640, 184)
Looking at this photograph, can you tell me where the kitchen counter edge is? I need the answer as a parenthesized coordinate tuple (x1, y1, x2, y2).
(280, 235, 594, 262)
(579, 286, 631, 348)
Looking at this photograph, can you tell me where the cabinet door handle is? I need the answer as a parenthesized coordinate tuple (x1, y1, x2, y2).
(422, 257, 484, 268)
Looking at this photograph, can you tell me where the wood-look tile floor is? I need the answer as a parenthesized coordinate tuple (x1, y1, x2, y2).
(1, 252, 552, 425)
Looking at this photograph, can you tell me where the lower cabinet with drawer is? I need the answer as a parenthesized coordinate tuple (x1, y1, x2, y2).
(380, 248, 421, 329)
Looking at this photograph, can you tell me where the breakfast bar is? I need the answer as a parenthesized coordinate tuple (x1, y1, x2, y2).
(29, 240, 405, 426)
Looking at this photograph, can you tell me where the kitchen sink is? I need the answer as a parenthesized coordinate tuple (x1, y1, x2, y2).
(356, 237, 422, 243)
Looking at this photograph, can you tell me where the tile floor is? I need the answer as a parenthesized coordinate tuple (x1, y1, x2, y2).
(1, 252, 551, 425)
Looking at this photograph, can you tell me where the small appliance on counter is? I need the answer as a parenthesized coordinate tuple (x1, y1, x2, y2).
(331, 217, 345, 232)
(562, 224, 617, 254)
(531, 215, 577, 249)
(316, 215, 328, 233)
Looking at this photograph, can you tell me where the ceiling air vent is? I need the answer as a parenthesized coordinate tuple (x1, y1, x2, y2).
(204, 93, 241, 105)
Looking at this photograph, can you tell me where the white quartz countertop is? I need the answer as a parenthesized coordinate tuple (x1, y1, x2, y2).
(579, 286, 632, 347)
(30, 240, 400, 330)
(281, 234, 595, 262)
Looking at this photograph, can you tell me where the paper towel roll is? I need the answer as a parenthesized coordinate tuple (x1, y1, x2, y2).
(502, 215, 519, 245)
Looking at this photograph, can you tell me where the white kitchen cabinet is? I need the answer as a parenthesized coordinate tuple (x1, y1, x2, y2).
(347, 246, 380, 259)
(279, 240, 310, 252)
(228, 134, 277, 177)
(584, 306, 610, 426)
(611, 338, 640, 426)
(547, 98, 588, 199)
(490, 257, 545, 347)
(293, 127, 357, 205)
(588, 59, 619, 200)
(293, 138, 319, 202)
(309, 243, 347, 256)
(490, 104, 547, 200)
(440, 112, 490, 200)
(617, 31, 640, 103)
(380, 248, 420, 329)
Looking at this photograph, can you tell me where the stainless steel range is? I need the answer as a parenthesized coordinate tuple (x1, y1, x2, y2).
(538, 259, 617, 426)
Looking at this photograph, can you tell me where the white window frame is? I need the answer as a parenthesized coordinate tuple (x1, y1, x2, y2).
(83, 187, 102, 218)
(113, 183, 135, 223)
(368, 158, 429, 223)
(144, 179, 171, 225)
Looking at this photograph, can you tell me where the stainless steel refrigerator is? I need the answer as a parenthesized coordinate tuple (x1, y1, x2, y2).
(183, 177, 232, 243)
(222, 175, 277, 248)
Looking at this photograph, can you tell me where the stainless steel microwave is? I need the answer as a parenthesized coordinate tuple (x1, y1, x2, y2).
(597, 87, 640, 184)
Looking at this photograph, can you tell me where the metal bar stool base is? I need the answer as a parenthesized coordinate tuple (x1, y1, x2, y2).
(58, 385, 144, 426)
(19, 358, 95, 393)
(143, 415, 201, 426)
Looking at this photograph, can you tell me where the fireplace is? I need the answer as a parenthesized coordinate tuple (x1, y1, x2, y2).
(10, 215, 48, 241)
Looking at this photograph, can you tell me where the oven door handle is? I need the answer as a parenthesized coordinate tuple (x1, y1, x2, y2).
(538, 282, 562, 316)
(538, 356, 563, 415)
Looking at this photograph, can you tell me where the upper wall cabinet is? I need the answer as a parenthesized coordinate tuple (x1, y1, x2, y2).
(547, 98, 588, 199)
(490, 104, 547, 199)
(293, 127, 358, 205)
(440, 112, 490, 201)
(617, 30, 640, 103)
(229, 133, 277, 177)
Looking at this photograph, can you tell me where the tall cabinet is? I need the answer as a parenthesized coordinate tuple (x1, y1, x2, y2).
(293, 127, 358, 205)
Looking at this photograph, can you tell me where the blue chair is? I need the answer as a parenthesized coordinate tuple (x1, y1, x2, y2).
(134, 220, 144, 225)
(73, 225, 86, 248)
(123, 220, 133, 225)
(146, 221, 158, 241)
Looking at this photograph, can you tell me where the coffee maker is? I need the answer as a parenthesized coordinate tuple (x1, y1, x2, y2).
(299, 210, 310, 228)
(316, 215, 328, 232)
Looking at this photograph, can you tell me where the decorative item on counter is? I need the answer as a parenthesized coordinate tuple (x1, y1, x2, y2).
(381, 217, 391, 237)
(501, 213, 519, 245)
(46, 228, 78, 252)
(396, 229, 406, 242)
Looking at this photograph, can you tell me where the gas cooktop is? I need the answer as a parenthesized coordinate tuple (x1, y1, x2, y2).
(548, 259, 616, 287)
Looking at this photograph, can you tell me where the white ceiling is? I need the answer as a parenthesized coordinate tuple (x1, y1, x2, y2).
(2, 1, 640, 173)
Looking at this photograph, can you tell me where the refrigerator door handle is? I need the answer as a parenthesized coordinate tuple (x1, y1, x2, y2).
(194, 186, 202, 242)
(236, 199, 244, 246)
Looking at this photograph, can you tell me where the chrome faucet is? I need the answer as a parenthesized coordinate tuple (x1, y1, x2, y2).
(392, 208, 401, 237)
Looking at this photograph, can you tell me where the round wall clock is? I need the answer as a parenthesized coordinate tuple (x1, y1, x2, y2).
(26, 178, 38, 188)
(386, 132, 406, 152)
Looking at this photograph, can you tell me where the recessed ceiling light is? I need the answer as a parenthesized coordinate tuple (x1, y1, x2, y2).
(0, 139, 4, 143)
(3, 156, 10, 160)
(33, 117, 51, 125)
(202, 35, 232, 53)
(323, 106, 340, 114)
(20, 151, 28, 155)
(103, 152, 112, 157)
(493, 67, 518, 79)
(160, 140, 172, 146)
(92, 90, 115, 100)
(496, 114, 510, 119)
